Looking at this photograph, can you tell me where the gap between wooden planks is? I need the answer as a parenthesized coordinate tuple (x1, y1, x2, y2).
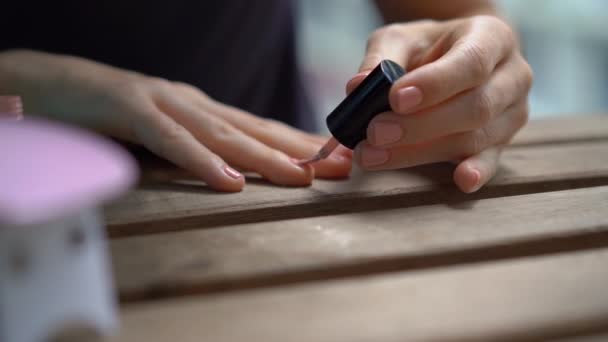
(511, 115, 608, 147)
(112, 186, 608, 302)
(105, 140, 608, 236)
(112, 247, 608, 342)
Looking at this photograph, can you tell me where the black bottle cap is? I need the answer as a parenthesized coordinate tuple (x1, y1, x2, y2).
(326, 60, 405, 149)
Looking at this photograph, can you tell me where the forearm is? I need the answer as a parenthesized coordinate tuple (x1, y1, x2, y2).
(374, 0, 498, 23)
(0, 49, 138, 123)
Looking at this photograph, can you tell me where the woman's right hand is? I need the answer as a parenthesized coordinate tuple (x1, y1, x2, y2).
(0, 50, 352, 192)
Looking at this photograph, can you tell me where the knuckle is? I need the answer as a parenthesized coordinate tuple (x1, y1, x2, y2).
(460, 42, 493, 82)
(474, 15, 516, 50)
(522, 60, 534, 92)
(475, 15, 511, 34)
(259, 118, 284, 130)
(416, 19, 438, 28)
(367, 24, 404, 52)
(207, 121, 238, 147)
(515, 103, 530, 129)
(464, 129, 489, 155)
(110, 77, 145, 96)
(472, 90, 494, 126)
(370, 24, 401, 41)
(147, 77, 173, 90)
(174, 81, 210, 98)
(157, 122, 188, 144)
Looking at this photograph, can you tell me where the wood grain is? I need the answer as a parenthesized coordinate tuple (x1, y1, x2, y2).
(112, 248, 608, 342)
(111, 186, 608, 301)
(512, 115, 608, 147)
(105, 141, 608, 236)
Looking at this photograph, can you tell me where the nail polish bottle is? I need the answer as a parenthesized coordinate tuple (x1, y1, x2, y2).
(327, 59, 405, 149)
(299, 60, 405, 165)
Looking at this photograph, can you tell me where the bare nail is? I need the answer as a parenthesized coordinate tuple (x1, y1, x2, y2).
(371, 121, 403, 146)
(361, 147, 389, 167)
(396, 86, 423, 113)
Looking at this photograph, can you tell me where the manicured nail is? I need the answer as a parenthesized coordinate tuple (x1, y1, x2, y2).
(289, 157, 310, 169)
(468, 168, 482, 192)
(371, 121, 402, 146)
(0, 95, 24, 119)
(361, 147, 389, 167)
(396, 86, 423, 113)
(223, 165, 242, 179)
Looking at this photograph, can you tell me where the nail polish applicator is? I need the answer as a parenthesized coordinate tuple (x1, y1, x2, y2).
(299, 59, 405, 165)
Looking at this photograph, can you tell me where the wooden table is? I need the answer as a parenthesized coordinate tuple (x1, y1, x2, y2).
(105, 115, 608, 342)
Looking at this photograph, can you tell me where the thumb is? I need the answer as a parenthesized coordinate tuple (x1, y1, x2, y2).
(453, 146, 503, 193)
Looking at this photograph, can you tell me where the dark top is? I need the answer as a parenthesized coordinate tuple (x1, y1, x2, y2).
(1, 1, 316, 131)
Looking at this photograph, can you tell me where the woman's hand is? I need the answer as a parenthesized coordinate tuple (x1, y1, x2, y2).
(0, 50, 352, 192)
(348, 16, 532, 193)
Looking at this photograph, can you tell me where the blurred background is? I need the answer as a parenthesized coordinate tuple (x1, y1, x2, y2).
(296, 0, 608, 133)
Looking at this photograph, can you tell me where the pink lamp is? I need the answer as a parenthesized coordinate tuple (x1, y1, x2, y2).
(0, 97, 137, 342)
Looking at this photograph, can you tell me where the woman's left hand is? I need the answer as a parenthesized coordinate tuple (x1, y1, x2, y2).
(348, 15, 533, 193)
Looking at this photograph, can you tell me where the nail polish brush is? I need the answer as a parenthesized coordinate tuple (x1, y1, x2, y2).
(298, 59, 405, 165)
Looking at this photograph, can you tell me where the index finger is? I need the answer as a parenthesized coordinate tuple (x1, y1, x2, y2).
(389, 16, 515, 114)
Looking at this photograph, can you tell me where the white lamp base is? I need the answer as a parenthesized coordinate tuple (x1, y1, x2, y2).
(0, 208, 117, 342)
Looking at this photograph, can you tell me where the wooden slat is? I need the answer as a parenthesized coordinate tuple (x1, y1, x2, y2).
(112, 186, 608, 301)
(556, 335, 608, 342)
(105, 141, 608, 236)
(511, 115, 608, 146)
(112, 248, 608, 342)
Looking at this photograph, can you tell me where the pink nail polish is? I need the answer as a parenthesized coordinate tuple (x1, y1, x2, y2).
(0, 96, 24, 120)
(396, 86, 423, 113)
(468, 168, 482, 192)
(361, 147, 389, 167)
(290, 157, 305, 165)
(371, 121, 402, 146)
(223, 165, 242, 179)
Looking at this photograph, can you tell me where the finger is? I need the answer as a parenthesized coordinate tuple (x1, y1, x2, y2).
(132, 107, 245, 192)
(345, 71, 372, 95)
(346, 25, 418, 95)
(453, 146, 503, 193)
(355, 100, 527, 170)
(172, 83, 352, 179)
(219, 111, 352, 179)
(367, 54, 533, 147)
(156, 95, 315, 186)
(389, 17, 516, 114)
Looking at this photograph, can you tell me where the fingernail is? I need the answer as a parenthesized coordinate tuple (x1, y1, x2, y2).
(469, 168, 482, 192)
(371, 121, 402, 146)
(396, 86, 423, 113)
(289, 157, 308, 168)
(346, 72, 370, 91)
(361, 147, 389, 167)
(223, 165, 242, 179)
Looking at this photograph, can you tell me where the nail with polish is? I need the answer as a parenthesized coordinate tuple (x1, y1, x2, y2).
(468, 168, 482, 192)
(371, 121, 402, 146)
(396, 86, 423, 113)
(223, 165, 242, 179)
(361, 147, 389, 167)
(290, 157, 311, 170)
